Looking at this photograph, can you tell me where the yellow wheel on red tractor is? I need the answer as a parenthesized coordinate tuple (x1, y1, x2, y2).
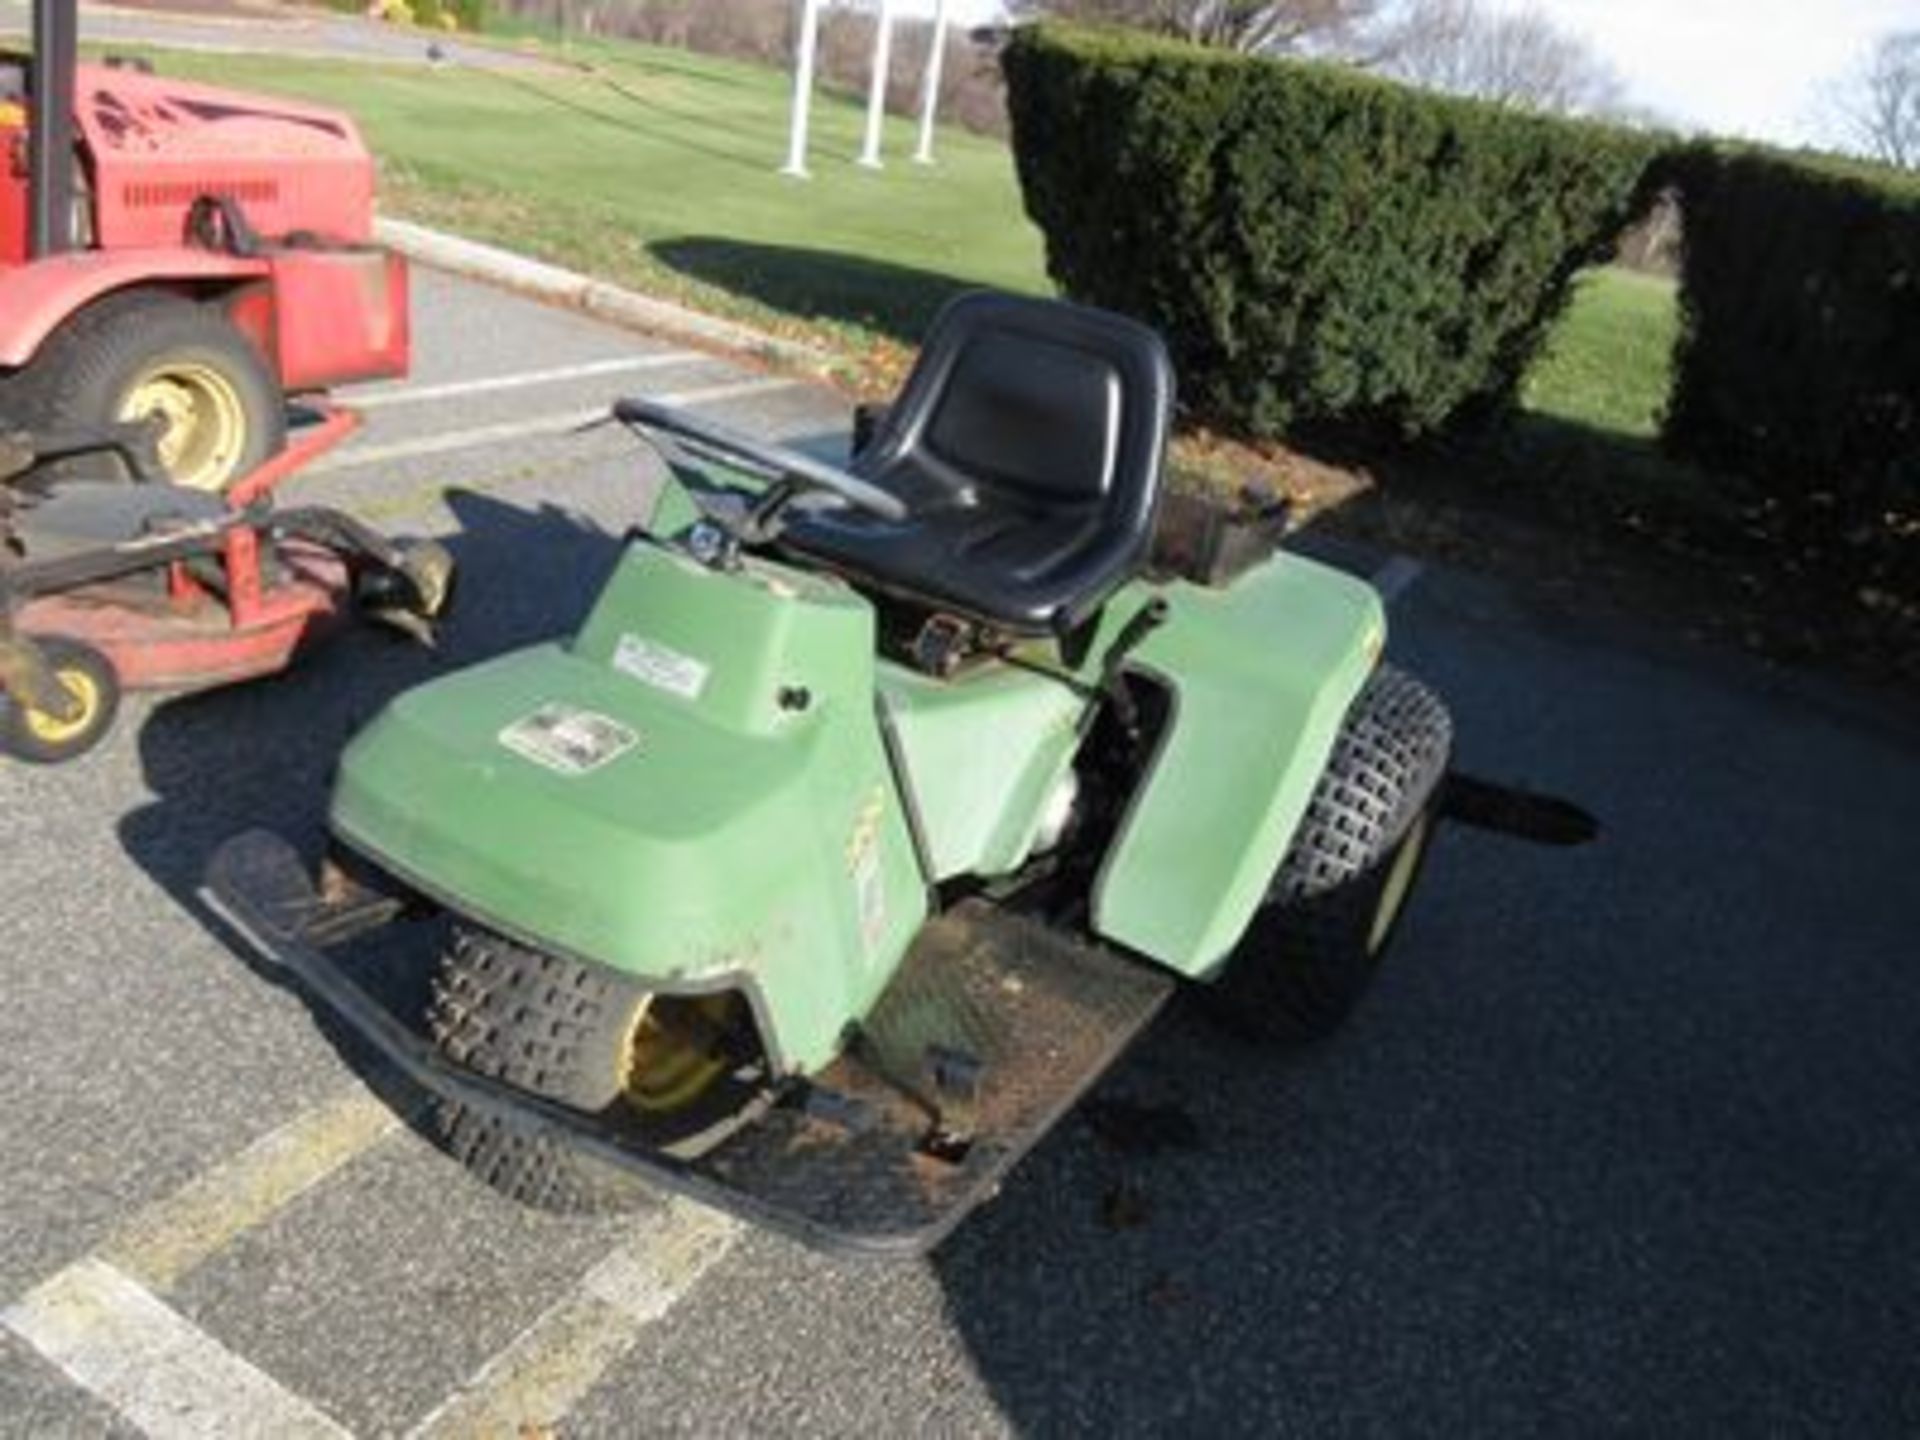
(14, 291, 284, 493)
(427, 925, 751, 1213)
(119, 359, 253, 492)
(0, 637, 121, 765)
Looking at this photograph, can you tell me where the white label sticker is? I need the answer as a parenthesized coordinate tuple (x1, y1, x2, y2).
(614, 633, 710, 701)
(499, 704, 638, 776)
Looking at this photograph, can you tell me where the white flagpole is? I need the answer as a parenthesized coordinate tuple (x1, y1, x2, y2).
(857, 0, 896, 169)
(782, 0, 823, 178)
(913, 0, 951, 165)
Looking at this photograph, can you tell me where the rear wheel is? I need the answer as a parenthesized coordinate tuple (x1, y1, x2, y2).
(1210, 665, 1451, 1043)
(0, 637, 121, 765)
(10, 291, 283, 492)
(427, 925, 749, 1213)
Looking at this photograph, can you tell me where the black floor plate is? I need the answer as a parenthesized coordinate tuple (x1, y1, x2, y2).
(692, 900, 1176, 1252)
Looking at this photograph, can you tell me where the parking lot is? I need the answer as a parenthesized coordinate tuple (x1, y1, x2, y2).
(2, 268, 1917, 1437)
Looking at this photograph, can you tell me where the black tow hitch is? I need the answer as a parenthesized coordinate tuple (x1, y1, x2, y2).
(1439, 773, 1598, 847)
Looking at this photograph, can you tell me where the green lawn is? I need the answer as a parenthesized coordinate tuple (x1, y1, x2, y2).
(1523, 266, 1681, 439)
(157, 40, 1677, 434)
(156, 42, 1048, 362)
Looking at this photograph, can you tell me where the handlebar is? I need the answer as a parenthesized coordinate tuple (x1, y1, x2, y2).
(613, 397, 908, 524)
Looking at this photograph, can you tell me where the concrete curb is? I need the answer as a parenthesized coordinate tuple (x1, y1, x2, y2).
(75, 0, 316, 31)
(373, 218, 830, 374)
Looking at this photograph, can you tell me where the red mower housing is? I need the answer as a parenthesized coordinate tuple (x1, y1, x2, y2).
(0, 405, 455, 764)
(2, 23, 408, 493)
(12, 410, 361, 695)
(1, 58, 408, 388)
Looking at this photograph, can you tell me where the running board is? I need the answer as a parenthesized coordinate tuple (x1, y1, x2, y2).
(203, 831, 1174, 1258)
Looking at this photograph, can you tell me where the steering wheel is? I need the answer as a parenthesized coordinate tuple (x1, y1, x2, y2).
(614, 398, 908, 532)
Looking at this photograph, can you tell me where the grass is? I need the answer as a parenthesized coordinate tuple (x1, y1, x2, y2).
(1523, 267, 1681, 439)
(152, 40, 1047, 379)
(1462, 267, 1733, 544)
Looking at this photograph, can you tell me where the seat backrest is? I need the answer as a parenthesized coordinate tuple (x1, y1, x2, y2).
(854, 292, 1174, 631)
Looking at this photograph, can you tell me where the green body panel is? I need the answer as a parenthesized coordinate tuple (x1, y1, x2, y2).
(330, 507, 1382, 1074)
(1082, 554, 1385, 976)
(328, 543, 927, 1074)
(876, 663, 1086, 881)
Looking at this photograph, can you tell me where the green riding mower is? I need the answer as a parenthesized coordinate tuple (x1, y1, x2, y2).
(208, 293, 1458, 1254)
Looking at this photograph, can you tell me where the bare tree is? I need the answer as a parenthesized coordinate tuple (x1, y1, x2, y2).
(1373, 0, 1626, 118)
(1832, 30, 1920, 169)
(1006, 0, 1382, 56)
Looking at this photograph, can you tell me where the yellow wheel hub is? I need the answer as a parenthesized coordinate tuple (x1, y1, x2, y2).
(1368, 810, 1432, 955)
(119, 362, 248, 491)
(620, 994, 738, 1114)
(23, 667, 102, 746)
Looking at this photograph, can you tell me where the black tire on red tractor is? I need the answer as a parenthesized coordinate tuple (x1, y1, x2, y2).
(10, 290, 284, 492)
(1210, 664, 1453, 1044)
(427, 925, 749, 1215)
(0, 636, 121, 765)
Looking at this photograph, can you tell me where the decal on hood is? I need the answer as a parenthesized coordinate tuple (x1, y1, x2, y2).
(499, 704, 638, 776)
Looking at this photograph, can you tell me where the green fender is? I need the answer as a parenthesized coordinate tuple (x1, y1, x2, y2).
(1086, 554, 1385, 977)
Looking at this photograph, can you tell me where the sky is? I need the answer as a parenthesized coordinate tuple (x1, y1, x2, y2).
(1505, 0, 1918, 146)
(886, 0, 1920, 148)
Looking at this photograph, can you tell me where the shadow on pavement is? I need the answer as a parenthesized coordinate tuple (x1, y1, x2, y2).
(113, 488, 627, 1131)
(926, 554, 1920, 1433)
(649, 236, 981, 344)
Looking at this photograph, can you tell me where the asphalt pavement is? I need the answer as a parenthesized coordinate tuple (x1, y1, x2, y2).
(2, 267, 1917, 1437)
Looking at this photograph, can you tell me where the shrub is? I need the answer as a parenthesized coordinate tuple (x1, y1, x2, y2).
(411, 0, 444, 30)
(1002, 23, 1659, 442)
(1662, 145, 1919, 601)
(447, 0, 486, 30)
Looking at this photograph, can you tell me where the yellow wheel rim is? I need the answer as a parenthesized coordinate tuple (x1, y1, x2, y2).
(1368, 810, 1432, 955)
(23, 666, 102, 746)
(620, 994, 738, 1115)
(118, 362, 248, 491)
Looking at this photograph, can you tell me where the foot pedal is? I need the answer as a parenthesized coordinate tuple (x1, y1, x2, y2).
(922, 1044, 984, 1152)
(207, 831, 402, 952)
(797, 1085, 880, 1137)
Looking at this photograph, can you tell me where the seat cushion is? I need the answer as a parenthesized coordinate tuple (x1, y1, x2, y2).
(787, 493, 1106, 634)
(782, 292, 1173, 634)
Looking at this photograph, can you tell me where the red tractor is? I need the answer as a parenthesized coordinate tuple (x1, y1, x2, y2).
(1, 0, 407, 491)
(0, 0, 449, 765)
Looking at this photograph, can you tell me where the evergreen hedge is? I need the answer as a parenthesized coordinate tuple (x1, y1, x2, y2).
(1001, 23, 1659, 442)
(1663, 146, 1919, 592)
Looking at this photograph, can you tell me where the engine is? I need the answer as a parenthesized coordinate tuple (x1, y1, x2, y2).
(2, 55, 377, 270)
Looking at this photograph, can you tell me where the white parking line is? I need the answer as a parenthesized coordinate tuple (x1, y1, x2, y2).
(349, 353, 703, 410)
(309, 376, 802, 475)
(100, 1089, 406, 1291)
(0, 1088, 406, 1436)
(4, 1258, 351, 1440)
(1369, 554, 1426, 607)
(407, 1199, 740, 1440)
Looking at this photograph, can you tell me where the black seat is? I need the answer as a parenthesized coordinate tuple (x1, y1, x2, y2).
(783, 292, 1173, 636)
